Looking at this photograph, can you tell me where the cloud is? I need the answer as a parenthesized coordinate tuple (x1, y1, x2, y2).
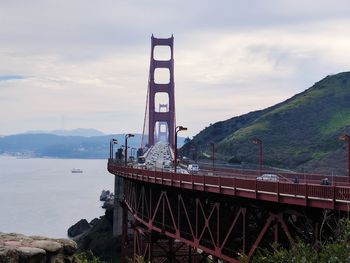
(0, 1, 350, 136)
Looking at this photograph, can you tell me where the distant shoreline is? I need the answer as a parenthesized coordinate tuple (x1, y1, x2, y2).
(0, 133, 186, 161)
(0, 154, 107, 160)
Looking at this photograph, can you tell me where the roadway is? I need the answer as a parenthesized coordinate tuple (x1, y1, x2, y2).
(133, 142, 349, 187)
(139, 142, 189, 174)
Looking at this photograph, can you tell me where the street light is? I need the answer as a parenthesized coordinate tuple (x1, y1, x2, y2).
(174, 126, 188, 173)
(109, 139, 118, 160)
(125, 134, 135, 165)
(340, 134, 350, 179)
(208, 142, 215, 172)
(190, 144, 198, 164)
(252, 138, 263, 176)
(131, 147, 137, 160)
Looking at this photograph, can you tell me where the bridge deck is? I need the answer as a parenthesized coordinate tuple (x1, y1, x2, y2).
(108, 162, 350, 212)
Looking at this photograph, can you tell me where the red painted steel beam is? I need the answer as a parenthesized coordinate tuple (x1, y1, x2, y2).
(126, 182, 313, 263)
(121, 201, 128, 263)
(247, 214, 274, 259)
(122, 184, 243, 262)
(108, 162, 350, 212)
(110, 163, 350, 262)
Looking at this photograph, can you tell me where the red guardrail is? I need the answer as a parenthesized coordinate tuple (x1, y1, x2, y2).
(108, 162, 350, 211)
(200, 166, 349, 185)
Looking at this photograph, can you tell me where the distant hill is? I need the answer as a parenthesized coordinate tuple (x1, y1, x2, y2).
(183, 72, 350, 175)
(0, 133, 186, 159)
(0, 134, 135, 159)
(24, 128, 105, 137)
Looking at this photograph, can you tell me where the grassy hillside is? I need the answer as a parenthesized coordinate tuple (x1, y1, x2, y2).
(184, 72, 350, 174)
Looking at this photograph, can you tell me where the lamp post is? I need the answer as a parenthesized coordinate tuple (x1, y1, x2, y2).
(131, 147, 137, 160)
(125, 134, 135, 165)
(209, 142, 215, 172)
(190, 144, 198, 164)
(340, 134, 350, 179)
(174, 126, 188, 173)
(109, 139, 118, 160)
(252, 138, 263, 176)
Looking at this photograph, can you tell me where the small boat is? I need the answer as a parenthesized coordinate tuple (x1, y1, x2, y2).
(71, 168, 83, 173)
(16, 154, 31, 159)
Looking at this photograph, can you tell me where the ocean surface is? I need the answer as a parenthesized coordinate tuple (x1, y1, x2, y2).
(0, 156, 114, 238)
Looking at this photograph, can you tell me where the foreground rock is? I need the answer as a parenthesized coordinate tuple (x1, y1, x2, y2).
(100, 190, 114, 209)
(67, 219, 91, 238)
(99, 190, 113, 201)
(0, 233, 78, 262)
(73, 208, 120, 262)
(102, 198, 114, 209)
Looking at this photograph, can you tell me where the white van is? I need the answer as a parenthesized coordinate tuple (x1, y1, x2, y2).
(256, 174, 279, 182)
(188, 164, 199, 173)
(163, 160, 172, 169)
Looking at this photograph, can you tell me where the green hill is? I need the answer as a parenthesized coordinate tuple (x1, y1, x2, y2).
(184, 72, 350, 175)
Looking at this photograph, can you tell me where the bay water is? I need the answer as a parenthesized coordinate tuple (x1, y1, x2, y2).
(0, 156, 114, 238)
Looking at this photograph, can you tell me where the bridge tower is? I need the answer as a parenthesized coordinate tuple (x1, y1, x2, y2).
(146, 35, 175, 147)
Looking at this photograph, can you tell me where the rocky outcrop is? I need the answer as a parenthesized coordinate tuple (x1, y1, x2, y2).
(102, 198, 114, 209)
(89, 218, 99, 227)
(67, 219, 91, 238)
(99, 190, 113, 201)
(0, 233, 78, 263)
(100, 190, 114, 209)
(74, 208, 120, 262)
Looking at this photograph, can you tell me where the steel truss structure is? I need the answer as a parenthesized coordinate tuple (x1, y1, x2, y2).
(119, 178, 339, 263)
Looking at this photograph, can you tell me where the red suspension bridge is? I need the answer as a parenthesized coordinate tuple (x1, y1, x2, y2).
(108, 36, 350, 263)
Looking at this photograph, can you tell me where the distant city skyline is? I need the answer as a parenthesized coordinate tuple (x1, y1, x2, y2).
(1, 1, 350, 136)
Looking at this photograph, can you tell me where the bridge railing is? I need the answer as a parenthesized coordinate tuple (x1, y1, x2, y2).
(257, 180, 277, 193)
(279, 182, 306, 196)
(108, 162, 350, 211)
(200, 166, 349, 186)
(336, 187, 350, 201)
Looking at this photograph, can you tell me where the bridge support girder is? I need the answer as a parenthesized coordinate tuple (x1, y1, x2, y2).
(117, 177, 342, 262)
(121, 200, 129, 263)
(131, 227, 203, 263)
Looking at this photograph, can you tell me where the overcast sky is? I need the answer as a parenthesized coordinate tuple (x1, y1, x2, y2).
(1, 0, 350, 136)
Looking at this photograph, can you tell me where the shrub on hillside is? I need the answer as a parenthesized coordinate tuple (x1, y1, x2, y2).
(250, 219, 350, 263)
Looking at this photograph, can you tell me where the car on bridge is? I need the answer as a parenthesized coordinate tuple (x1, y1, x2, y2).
(256, 173, 279, 182)
(188, 164, 199, 173)
(137, 156, 146, 167)
(162, 160, 172, 169)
